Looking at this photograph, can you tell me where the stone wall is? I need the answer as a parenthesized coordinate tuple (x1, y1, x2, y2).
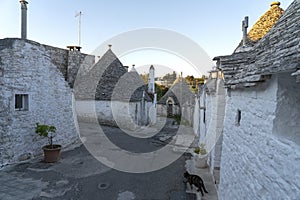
(156, 104, 180, 117)
(148, 94, 157, 125)
(273, 73, 300, 144)
(76, 100, 152, 130)
(199, 88, 206, 143)
(193, 97, 200, 136)
(42, 44, 95, 88)
(206, 79, 225, 175)
(181, 103, 194, 126)
(0, 39, 80, 167)
(219, 75, 300, 199)
(43, 44, 69, 78)
(157, 104, 167, 116)
(194, 77, 225, 188)
(157, 102, 194, 125)
(67, 50, 95, 88)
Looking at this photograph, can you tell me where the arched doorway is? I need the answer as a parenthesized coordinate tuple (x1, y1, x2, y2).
(166, 97, 175, 117)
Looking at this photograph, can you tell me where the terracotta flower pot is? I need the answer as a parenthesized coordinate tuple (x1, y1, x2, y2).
(42, 144, 61, 163)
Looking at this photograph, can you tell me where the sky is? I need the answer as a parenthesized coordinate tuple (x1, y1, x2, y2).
(0, 0, 294, 77)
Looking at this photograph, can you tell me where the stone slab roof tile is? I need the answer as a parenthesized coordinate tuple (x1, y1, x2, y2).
(74, 49, 124, 100)
(214, 0, 300, 88)
(75, 49, 150, 102)
(111, 69, 152, 102)
(158, 77, 194, 105)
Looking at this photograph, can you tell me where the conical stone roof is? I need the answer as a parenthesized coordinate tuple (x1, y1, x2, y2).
(74, 49, 151, 102)
(214, 0, 300, 88)
(111, 67, 152, 102)
(248, 2, 284, 42)
(158, 77, 194, 105)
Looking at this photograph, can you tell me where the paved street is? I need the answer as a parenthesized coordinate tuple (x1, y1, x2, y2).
(0, 118, 199, 200)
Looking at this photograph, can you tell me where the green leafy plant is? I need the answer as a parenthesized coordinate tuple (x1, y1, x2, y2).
(173, 115, 181, 124)
(194, 147, 200, 154)
(35, 123, 56, 148)
(199, 143, 207, 155)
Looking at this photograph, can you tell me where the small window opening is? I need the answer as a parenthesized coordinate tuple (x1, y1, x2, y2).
(236, 109, 241, 126)
(203, 110, 206, 124)
(15, 94, 29, 111)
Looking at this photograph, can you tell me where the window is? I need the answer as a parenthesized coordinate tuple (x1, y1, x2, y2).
(15, 94, 29, 111)
(236, 109, 241, 126)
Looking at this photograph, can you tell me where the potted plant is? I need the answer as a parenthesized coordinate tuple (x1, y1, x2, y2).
(198, 143, 207, 156)
(194, 147, 200, 154)
(193, 143, 208, 168)
(35, 123, 61, 163)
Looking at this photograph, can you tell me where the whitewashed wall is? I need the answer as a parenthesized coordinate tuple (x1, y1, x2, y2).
(148, 94, 157, 125)
(193, 97, 200, 136)
(199, 89, 206, 143)
(76, 100, 151, 130)
(0, 39, 78, 167)
(196, 78, 225, 182)
(157, 104, 167, 116)
(273, 73, 300, 144)
(181, 103, 194, 125)
(219, 74, 300, 199)
(208, 79, 226, 173)
(157, 104, 180, 117)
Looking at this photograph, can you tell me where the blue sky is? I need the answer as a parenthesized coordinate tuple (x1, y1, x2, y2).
(0, 0, 294, 76)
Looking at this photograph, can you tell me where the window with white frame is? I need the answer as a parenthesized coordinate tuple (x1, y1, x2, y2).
(15, 94, 29, 111)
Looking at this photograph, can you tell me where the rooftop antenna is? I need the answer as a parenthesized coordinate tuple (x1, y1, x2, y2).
(242, 16, 249, 47)
(75, 11, 83, 47)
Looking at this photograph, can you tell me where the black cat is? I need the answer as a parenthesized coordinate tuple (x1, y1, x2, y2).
(184, 171, 208, 196)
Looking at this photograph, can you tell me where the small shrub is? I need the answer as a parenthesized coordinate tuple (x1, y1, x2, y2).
(194, 147, 200, 154)
(199, 143, 207, 155)
(35, 123, 56, 147)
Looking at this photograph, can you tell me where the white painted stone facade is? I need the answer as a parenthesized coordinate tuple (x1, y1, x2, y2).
(157, 78, 195, 125)
(157, 101, 180, 117)
(208, 78, 225, 171)
(147, 66, 157, 125)
(193, 75, 225, 186)
(209, 1, 300, 198)
(219, 74, 300, 199)
(181, 102, 194, 126)
(74, 50, 154, 128)
(148, 94, 157, 125)
(148, 65, 155, 94)
(193, 97, 200, 136)
(76, 100, 152, 130)
(0, 39, 79, 167)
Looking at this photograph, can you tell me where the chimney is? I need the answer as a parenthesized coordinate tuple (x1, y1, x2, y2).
(242, 16, 249, 46)
(20, 0, 28, 39)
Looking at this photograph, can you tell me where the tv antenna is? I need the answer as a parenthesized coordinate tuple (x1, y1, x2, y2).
(75, 11, 83, 47)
